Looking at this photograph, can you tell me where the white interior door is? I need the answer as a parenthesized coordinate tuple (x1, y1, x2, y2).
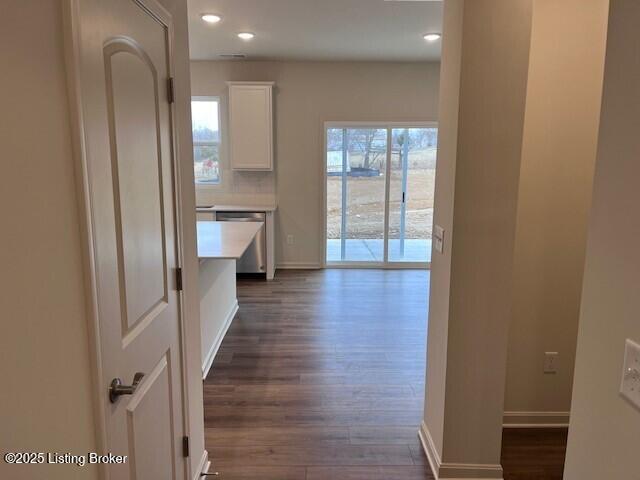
(71, 0, 186, 478)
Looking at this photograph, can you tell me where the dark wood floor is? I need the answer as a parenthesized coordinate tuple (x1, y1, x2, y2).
(501, 428, 568, 480)
(203, 269, 566, 479)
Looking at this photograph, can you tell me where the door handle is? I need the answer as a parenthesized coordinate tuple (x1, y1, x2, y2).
(109, 372, 145, 403)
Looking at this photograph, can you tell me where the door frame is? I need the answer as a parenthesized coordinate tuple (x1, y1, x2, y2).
(63, 1, 191, 478)
(321, 121, 438, 269)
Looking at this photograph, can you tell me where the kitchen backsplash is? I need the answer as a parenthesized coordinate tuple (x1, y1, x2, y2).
(196, 170, 276, 207)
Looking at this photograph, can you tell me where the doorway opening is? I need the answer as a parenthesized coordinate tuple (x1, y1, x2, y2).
(324, 123, 438, 267)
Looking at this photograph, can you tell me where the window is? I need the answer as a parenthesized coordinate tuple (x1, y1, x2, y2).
(191, 97, 221, 185)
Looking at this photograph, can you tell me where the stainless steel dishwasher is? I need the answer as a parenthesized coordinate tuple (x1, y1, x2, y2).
(216, 211, 267, 274)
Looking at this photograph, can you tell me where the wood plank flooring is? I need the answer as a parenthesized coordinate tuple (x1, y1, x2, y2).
(501, 428, 568, 480)
(203, 269, 567, 479)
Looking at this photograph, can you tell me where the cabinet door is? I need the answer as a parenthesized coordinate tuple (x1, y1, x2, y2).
(229, 85, 273, 170)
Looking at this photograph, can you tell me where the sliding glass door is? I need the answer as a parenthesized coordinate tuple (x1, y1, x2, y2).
(388, 128, 438, 263)
(326, 128, 388, 262)
(325, 123, 437, 267)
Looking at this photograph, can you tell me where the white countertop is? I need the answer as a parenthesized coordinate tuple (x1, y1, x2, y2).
(196, 204, 277, 213)
(197, 221, 263, 259)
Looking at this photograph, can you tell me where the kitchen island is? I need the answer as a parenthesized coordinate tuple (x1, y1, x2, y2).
(196, 204, 277, 279)
(197, 221, 262, 378)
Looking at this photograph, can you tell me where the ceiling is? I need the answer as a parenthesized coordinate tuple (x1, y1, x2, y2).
(188, 0, 443, 62)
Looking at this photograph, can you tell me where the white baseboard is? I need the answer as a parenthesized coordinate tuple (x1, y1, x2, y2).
(193, 450, 209, 480)
(418, 422, 504, 480)
(418, 421, 443, 479)
(276, 262, 322, 269)
(201, 300, 238, 380)
(502, 411, 570, 428)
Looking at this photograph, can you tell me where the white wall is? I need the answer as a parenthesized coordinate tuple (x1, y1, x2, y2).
(0, 2, 98, 478)
(191, 60, 440, 267)
(422, 1, 533, 476)
(564, 0, 640, 477)
(504, 0, 609, 425)
(199, 259, 237, 377)
(0, 1, 205, 479)
(421, 0, 463, 458)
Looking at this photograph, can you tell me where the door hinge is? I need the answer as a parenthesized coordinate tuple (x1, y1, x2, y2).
(182, 436, 190, 457)
(167, 77, 175, 104)
(175, 267, 183, 291)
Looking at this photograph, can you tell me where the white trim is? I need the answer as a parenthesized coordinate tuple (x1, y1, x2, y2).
(62, 3, 109, 477)
(502, 411, 570, 428)
(321, 121, 328, 266)
(193, 95, 220, 102)
(383, 128, 392, 262)
(225, 81, 275, 86)
(201, 300, 238, 380)
(277, 262, 322, 270)
(418, 421, 443, 479)
(193, 450, 210, 480)
(418, 422, 504, 480)
(325, 121, 438, 128)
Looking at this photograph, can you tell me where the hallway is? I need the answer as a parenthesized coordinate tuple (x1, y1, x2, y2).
(203, 270, 567, 479)
(204, 269, 430, 479)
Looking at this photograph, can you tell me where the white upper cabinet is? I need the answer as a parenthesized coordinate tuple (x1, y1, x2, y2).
(228, 82, 274, 171)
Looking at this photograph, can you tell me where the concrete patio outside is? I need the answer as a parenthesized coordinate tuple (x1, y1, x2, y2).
(327, 239, 432, 264)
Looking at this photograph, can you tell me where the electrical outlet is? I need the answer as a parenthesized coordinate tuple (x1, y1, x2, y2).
(544, 352, 559, 374)
(287, 235, 295, 245)
(620, 339, 640, 411)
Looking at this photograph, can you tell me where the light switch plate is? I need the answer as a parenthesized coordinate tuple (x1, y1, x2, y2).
(620, 339, 640, 411)
(433, 225, 445, 254)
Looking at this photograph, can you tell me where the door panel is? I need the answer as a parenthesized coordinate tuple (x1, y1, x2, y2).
(388, 128, 437, 263)
(325, 128, 387, 263)
(126, 355, 174, 480)
(345, 129, 387, 262)
(73, 0, 185, 478)
(325, 128, 345, 262)
(105, 41, 168, 333)
(229, 85, 273, 170)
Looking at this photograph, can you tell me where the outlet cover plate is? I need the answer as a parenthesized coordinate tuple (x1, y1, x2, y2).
(620, 339, 640, 411)
(544, 352, 559, 374)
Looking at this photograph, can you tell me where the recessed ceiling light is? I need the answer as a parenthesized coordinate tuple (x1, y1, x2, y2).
(423, 33, 441, 42)
(238, 32, 255, 41)
(201, 14, 222, 24)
